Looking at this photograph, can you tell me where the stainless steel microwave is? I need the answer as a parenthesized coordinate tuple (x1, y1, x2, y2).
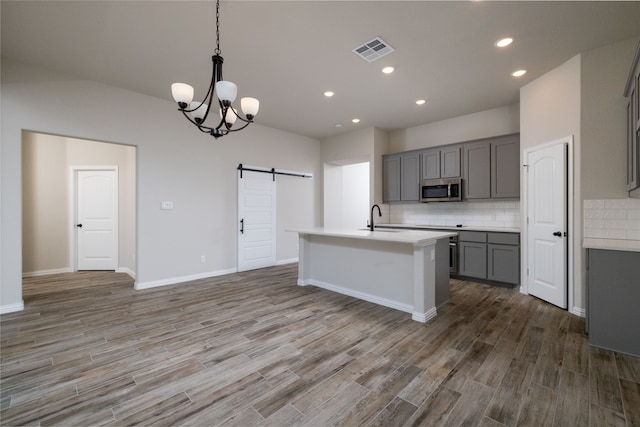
(420, 178, 462, 202)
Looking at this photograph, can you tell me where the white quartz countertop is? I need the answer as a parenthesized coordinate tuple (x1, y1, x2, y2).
(289, 227, 456, 245)
(377, 223, 521, 233)
(583, 238, 640, 252)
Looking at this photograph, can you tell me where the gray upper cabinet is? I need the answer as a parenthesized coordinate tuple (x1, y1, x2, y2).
(463, 134, 520, 200)
(383, 155, 401, 202)
(491, 135, 520, 198)
(441, 146, 462, 178)
(421, 149, 441, 180)
(421, 146, 461, 180)
(625, 41, 640, 197)
(383, 152, 420, 202)
(401, 152, 420, 201)
(463, 141, 491, 199)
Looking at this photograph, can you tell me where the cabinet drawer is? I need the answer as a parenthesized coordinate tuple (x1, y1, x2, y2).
(459, 231, 487, 243)
(487, 232, 519, 245)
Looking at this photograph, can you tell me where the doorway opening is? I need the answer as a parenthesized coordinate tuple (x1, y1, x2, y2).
(324, 160, 370, 229)
(21, 131, 137, 281)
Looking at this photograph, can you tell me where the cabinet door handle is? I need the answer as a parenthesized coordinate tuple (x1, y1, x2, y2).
(240, 219, 244, 234)
(553, 231, 562, 237)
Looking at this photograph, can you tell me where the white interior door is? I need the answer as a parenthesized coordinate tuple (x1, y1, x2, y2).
(526, 143, 567, 308)
(76, 169, 118, 270)
(238, 170, 276, 272)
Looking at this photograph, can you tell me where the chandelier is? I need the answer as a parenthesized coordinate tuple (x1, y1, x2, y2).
(170, 0, 259, 139)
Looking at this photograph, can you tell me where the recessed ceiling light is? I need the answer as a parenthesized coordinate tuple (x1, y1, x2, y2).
(324, 91, 334, 98)
(352, 118, 360, 124)
(382, 66, 395, 74)
(416, 99, 426, 105)
(334, 123, 343, 128)
(512, 69, 527, 77)
(496, 37, 513, 48)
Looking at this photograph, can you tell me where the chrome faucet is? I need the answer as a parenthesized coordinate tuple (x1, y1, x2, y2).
(370, 204, 382, 231)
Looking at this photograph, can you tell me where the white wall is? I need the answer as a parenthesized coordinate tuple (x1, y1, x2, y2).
(581, 37, 639, 199)
(520, 37, 639, 313)
(323, 162, 370, 230)
(520, 54, 583, 311)
(22, 132, 136, 277)
(389, 104, 520, 153)
(1, 60, 321, 311)
(342, 162, 370, 229)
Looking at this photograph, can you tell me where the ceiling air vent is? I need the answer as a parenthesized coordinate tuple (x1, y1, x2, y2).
(353, 37, 394, 63)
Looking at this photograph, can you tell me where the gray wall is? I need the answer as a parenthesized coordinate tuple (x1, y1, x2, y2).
(581, 37, 639, 199)
(1, 60, 322, 311)
(389, 104, 520, 152)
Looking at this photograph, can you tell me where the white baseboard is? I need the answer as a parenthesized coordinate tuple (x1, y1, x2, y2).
(412, 307, 438, 323)
(116, 267, 136, 280)
(134, 268, 237, 290)
(276, 258, 298, 266)
(1, 301, 25, 315)
(297, 278, 415, 316)
(570, 306, 586, 318)
(22, 267, 73, 278)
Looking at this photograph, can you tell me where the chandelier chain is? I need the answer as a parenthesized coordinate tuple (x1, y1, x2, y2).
(215, 0, 221, 55)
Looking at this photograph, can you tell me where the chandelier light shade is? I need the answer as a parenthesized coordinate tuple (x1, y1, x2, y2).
(171, 0, 259, 139)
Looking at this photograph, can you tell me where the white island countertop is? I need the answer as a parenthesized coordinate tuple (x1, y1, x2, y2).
(583, 238, 640, 252)
(289, 227, 456, 245)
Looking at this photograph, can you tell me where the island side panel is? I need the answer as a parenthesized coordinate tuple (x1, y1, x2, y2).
(435, 238, 450, 307)
(297, 234, 311, 286)
(303, 234, 415, 312)
(411, 242, 437, 323)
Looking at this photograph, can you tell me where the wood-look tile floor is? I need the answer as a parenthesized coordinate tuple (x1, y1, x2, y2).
(1, 265, 639, 426)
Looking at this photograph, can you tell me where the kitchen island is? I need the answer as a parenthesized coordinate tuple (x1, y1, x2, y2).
(290, 228, 456, 322)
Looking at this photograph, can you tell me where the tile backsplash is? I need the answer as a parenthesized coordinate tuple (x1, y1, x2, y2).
(387, 201, 521, 229)
(584, 199, 640, 241)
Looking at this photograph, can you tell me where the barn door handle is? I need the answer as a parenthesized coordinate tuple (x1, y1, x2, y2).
(77, 224, 83, 228)
(553, 231, 562, 237)
(240, 219, 244, 234)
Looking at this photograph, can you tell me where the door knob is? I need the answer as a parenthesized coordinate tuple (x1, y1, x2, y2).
(77, 224, 83, 228)
(553, 231, 562, 237)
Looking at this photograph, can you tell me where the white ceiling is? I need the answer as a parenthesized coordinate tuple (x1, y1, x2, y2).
(2, 1, 640, 140)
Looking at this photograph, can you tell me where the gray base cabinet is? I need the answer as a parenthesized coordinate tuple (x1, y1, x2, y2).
(458, 231, 520, 286)
(487, 244, 519, 284)
(459, 241, 487, 279)
(587, 249, 640, 357)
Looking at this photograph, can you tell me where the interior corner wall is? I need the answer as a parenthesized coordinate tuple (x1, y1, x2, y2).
(520, 54, 583, 310)
(372, 128, 390, 205)
(22, 132, 70, 274)
(388, 104, 520, 153)
(1, 59, 321, 310)
(581, 36, 639, 199)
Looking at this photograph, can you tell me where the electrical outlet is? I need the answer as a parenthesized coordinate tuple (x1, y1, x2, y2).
(200, 255, 206, 263)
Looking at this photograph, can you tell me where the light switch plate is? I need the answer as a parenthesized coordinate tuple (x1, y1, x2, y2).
(161, 201, 173, 210)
